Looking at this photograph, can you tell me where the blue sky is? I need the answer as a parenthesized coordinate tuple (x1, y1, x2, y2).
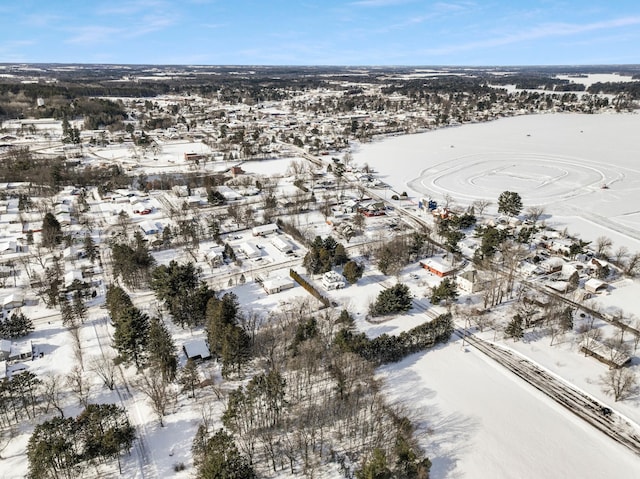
(1, 1, 640, 65)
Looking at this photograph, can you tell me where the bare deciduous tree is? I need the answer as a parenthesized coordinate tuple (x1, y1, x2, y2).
(524, 205, 545, 225)
(472, 199, 491, 215)
(0, 425, 16, 460)
(66, 364, 91, 408)
(577, 324, 603, 365)
(624, 252, 640, 277)
(89, 353, 117, 390)
(136, 370, 175, 427)
(42, 374, 66, 418)
(600, 368, 638, 402)
(614, 245, 629, 265)
(595, 236, 613, 259)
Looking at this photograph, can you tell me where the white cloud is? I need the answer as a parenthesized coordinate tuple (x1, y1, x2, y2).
(97, 0, 168, 16)
(201, 23, 225, 29)
(350, 0, 415, 7)
(23, 13, 64, 28)
(65, 26, 121, 45)
(423, 16, 640, 56)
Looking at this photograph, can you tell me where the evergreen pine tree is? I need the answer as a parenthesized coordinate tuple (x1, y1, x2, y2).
(113, 306, 149, 369)
(83, 233, 98, 264)
(147, 317, 178, 382)
(179, 358, 199, 398)
(60, 295, 76, 328)
(41, 212, 62, 248)
(0, 310, 34, 338)
(196, 429, 256, 479)
(72, 289, 87, 324)
(505, 315, 524, 341)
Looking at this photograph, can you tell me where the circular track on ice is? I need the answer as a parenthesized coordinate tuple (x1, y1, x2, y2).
(408, 152, 607, 204)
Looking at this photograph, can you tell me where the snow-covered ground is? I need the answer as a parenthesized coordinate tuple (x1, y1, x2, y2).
(352, 112, 640, 478)
(4, 113, 640, 479)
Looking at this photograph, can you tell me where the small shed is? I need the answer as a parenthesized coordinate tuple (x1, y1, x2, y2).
(584, 278, 607, 294)
(183, 339, 211, 361)
(2, 293, 24, 310)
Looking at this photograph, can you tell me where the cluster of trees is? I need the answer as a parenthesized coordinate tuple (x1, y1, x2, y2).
(107, 285, 150, 369)
(473, 225, 508, 263)
(206, 292, 251, 378)
(150, 261, 215, 328)
(369, 283, 413, 317)
(0, 147, 128, 193)
(0, 309, 33, 338)
(106, 285, 181, 425)
(303, 235, 349, 275)
(375, 232, 435, 276)
(107, 285, 178, 377)
(336, 312, 454, 365)
(431, 277, 458, 305)
(61, 117, 81, 144)
(0, 370, 41, 425)
(192, 428, 256, 478)
(190, 300, 432, 477)
(436, 213, 475, 259)
(110, 231, 156, 289)
(27, 404, 135, 478)
(41, 212, 63, 248)
(357, 417, 432, 479)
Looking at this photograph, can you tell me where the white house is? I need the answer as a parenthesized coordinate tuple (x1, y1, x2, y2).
(456, 269, 485, 294)
(140, 220, 162, 236)
(64, 270, 84, 289)
(208, 245, 225, 266)
(0, 241, 18, 255)
(322, 271, 346, 290)
(540, 257, 564, 274)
